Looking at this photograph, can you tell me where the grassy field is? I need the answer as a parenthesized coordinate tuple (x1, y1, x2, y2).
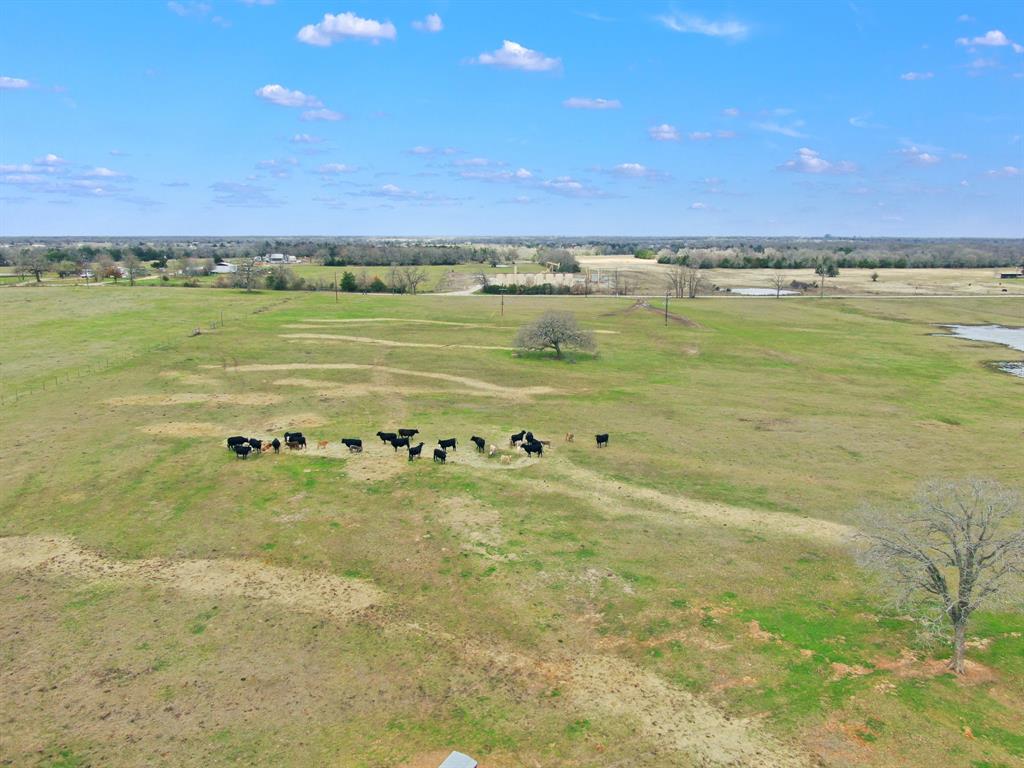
(1, 286, 1021, 767)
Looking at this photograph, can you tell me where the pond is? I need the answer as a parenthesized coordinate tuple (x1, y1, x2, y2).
(940, 324, 1024, 378)
(728, 287, 800, 297)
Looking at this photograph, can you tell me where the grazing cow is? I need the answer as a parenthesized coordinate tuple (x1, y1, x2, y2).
(316, 439, 329, 450)
(233, 444, 252, 460)
(488, 444, 497, 457)
(500, 455, 512, 465)
(523, 441, 544, 457)
(398, 428, 419, 439)
(510, 430, 526, 446)
(227, 435, 247, 450)
(249, 438, 263, 454)
(433, 447, 447, 464)
(596, 433, 609, 448)
(471, 436, 486, 453)
(389, 436, 410, 452)
(287, 435, 307, 450)
(271, 438, 281, 454)
(407, 442, 424, 461)
(438, 437, 457, 452)
(376, 431, 398, 444)
(565, 432, 574, 443)
(341, 438, 362, 453)
(284, 431, 304, 443)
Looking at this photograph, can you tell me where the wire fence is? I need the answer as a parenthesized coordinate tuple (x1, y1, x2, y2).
(0, 295, 297, 405)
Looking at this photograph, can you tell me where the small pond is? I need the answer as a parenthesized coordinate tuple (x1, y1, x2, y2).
(940, 324, 1024, 378)
(728, 287, 800, 297)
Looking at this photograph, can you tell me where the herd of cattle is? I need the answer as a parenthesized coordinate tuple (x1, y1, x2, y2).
(226, 429, 610, 463)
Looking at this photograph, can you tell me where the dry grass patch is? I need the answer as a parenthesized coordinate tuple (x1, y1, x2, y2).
(280, 332, 516, 351)
(106, 392, 282, 407)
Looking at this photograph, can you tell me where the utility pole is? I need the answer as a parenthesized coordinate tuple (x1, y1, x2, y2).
(664, 292, 669, 325)
(500, 291, 504, 316)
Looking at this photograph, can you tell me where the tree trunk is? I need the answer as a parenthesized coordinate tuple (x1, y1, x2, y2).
(553, 342, 562, 359)
(949, 619, 968, 674)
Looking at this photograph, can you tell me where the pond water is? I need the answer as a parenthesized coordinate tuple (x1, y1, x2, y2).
(728, 287, 800, 296)
(941, 324, 1024, 378)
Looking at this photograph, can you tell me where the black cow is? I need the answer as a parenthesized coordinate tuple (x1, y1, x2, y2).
(510, 430, 526, 446)
(376, 431, 398, 443)
(249, 438, 263, 454)
(523, 441, 544, 457)
(596, 433, 609, 448)
(286, 435, 307, 450)
(433, 447, 447, 464)
(389, 436, 410, 451)
(233, 444, 252, 460)
(438, 438, 457, 452)
(227, 435, 247, 450)
(271, 438, 281, 454)
(408, 442, 424, 461)
(471, 435, 486, 453)
(284, 431, 304, 443)
(525, 431, 535, 444)
(341, 438, 363, 453)
(398, 428, 419, 439)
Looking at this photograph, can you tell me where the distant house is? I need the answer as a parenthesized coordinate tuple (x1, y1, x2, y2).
(212, 262, 238, 274)
(999, 271, 1022, 279)
(265, 253, 298, 264)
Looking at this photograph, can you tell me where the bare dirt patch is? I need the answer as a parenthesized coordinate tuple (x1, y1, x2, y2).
(159, 370, 224, 387)
(207, 363, 557, 399)
(0, 535, 384, 620)
(555, 460, 854, 544)
(107, 392, 282, 407)
(275, 377, 486, 400)
(437, 497, 517, 561)
(281, 332, 515, 351)
(140, 421, 226, 437)
(568, 654, 806, 767)
(873, 649, 998, 684)
(446, 449, 539, 471)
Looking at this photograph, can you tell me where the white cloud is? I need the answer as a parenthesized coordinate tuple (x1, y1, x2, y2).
(956, 29, 1024, 53)
(689, 131, 712, 141)
(411, 13, 442, 33)
(753, 121, 808, 138)
(82, 167, 125, 178)
(900, 71, 934, 80)
(459, 168, 533, 182)
(777, 147, 856, 174)
(611, 163, 654, 178)
(255, 84, 322, 108)
(290, 133, 323, 144)
(722, 107, 740, 117)
(900, 146, 941, 165)
(301, 108, 344, 121)
(966, 58, 998, 74)
(986, 165, 1021, 177)
(689, 202, 708, 210)
(657, 13, 750, 41)
(648, 123, 680, 141)
(562, 97, 621, 109)
(35, 153, 66, 166)
(318, 163, 357, 174)
(168, 1, 210, 17)
(950, 152, 968, 160)
(540, 176, 606, 198)
(0, 76, 30, 89)
(476, 40, 561, 72)
(297, 12, 397, 46)
(957, 14, 974, 22)
(408, 146, 434, 155)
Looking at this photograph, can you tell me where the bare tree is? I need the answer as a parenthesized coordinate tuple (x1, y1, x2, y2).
(402, 265, 429, 295)
(15, 249, 49, 283)
(664, 264, 686, 298)
(121, 253, 143, 286)
(855, 479, 1023, 674)
(681, 265, 706, 298)
(515, 311, 596, 359)
(236, 252, 261, 292)
(770, 272, 788, 298)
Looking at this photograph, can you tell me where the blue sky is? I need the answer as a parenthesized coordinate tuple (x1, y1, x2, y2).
(1, 1, 1022, 236)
